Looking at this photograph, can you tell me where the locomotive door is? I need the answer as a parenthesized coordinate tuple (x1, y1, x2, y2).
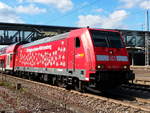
(67, 37, 75, 73)
(74, 37, 81, 70)
(74, 37, 85, 70)
(67, 37, 84, 73)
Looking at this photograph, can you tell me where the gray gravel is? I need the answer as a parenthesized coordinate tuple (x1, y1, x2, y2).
(0, 86, 73, 113)
(0, 75, 150, 113)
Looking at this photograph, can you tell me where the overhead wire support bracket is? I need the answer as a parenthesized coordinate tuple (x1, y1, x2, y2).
(145, 10, 150, 66)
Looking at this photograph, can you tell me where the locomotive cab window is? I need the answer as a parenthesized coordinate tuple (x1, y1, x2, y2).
(90, 30, 124, 48)
(108, 32, 124, 48)
(90, 30, 108, 47)
(75, 37, 81, 48)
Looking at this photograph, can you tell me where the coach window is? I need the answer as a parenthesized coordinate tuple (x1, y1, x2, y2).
(7, 56, 10, 65)
(10, 54, 13, 61)
(0, 60, 2, 67)
(75, 37, 80, 48)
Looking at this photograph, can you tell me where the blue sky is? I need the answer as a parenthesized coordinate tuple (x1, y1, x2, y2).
(0, 0, 149, 30)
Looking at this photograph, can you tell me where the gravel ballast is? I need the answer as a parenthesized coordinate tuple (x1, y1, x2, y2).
(0, 75, 150, 113)
(0, 84, 73, 113)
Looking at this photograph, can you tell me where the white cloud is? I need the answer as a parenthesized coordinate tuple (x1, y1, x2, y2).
(0, 1, 47, 23)
(119, 0, 150, 9)
(140, 1, 150, 9)
(17, 0, 24, 3)
(102, 10, 128, 28)
(15, 4, 47, 14)
(77, 10, 128, 29)
(0, 14, 24, 23)
(0, 2, 24, 23)
(0, 1, 11, 9)
(19, 0, 73, 12)
(77, 15, 102, 27)
(119, 0, 141, 8)
(94, 8, 104, 13)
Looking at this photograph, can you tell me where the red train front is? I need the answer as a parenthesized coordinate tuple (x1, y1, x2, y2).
(88, 29, 135, 89)
(0, 28, 135, 91)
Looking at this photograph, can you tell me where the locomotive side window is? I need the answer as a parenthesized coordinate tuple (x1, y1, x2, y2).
(75, 37, 80, 48)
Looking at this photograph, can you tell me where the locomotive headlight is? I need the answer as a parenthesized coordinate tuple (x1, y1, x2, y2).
(97, 64, 104, 69)
(123, 65, 127, 69)
(97, 65, 101, 68)
(123, 65, 128, 69)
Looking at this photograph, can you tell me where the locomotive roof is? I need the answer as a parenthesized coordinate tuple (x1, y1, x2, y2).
(23, 32, 69, 48)
(0, 43, 17, 54)
(22, 28, 120, 48)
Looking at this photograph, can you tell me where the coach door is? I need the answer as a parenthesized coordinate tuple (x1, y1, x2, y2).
(6, 54, 12, 70)
(0, 60, 4, 71)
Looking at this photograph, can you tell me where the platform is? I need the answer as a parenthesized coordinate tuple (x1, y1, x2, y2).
(131, 66, 150, 81)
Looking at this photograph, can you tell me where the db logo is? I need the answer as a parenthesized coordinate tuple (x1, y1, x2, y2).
(109, 56, 116, 61)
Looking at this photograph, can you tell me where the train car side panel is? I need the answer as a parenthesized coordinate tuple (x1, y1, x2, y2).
(15, 39, 67, 73)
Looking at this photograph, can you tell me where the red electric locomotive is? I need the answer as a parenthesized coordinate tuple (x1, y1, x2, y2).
(0, 28, 135, 90)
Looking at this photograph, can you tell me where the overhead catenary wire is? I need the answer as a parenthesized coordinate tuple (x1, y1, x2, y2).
(145, 10, 149, 66)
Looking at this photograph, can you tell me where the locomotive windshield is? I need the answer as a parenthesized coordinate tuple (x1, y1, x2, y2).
(90, 30, 124, 48)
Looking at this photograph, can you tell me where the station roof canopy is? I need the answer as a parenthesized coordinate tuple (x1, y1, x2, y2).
(0, 22, 78, 31)
(0, 22, 78, 45)
(0, 22, 149, 45)
(0, 22, 149, 33)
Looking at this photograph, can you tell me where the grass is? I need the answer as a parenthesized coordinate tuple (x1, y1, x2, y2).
(19, 87, 28, 93)
(0, 81, 27, 93)
(0, 81, 12, 88)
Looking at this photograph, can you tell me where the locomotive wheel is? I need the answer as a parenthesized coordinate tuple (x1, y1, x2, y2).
(74, 79, 85, 92)
(58, 82, 65, 88)
(57, 78, 66, 88)
(52, 76, 57, 86)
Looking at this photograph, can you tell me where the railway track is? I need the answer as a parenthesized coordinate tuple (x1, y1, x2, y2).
(0, 74, 150, 113)
(130, 79, 150, 85)
(122, 79, 150, 92)
(122, 83, 150, 92)
(104, 88, 150, 112)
